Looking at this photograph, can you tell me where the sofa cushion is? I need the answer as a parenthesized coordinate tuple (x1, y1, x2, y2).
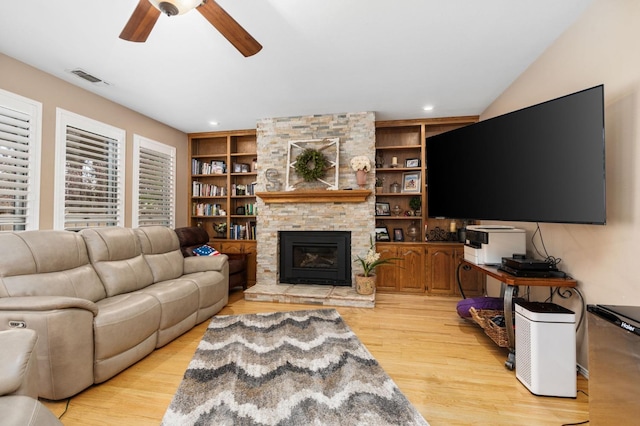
(136, 279, 199, 347)
(134, 226, 185, 282)
(174, 226, 210, 257)
(93, 293, 161, 381)
(81, 227, 154, 297)
(0, 231, 106, 302)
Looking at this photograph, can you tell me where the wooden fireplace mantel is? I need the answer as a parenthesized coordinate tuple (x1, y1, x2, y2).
(256, 189, 371, 204)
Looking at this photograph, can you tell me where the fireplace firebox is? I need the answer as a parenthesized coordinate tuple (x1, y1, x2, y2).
(279, 231, 351, 286)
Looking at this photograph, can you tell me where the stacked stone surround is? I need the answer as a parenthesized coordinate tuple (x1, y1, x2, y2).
(255, 112, 376, 287)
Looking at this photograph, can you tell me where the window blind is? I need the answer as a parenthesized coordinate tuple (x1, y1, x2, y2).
(63, 125, 123, 230)
(0, 104, 37, 231)
(136, 142, 175, 227)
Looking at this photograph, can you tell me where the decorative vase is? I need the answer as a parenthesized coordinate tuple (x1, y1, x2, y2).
(356, 170, 367, 187)
(406, 220, 419, 242)
(355, 274, 376, 295)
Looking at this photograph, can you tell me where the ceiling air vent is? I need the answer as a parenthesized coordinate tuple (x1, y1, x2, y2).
(69, 68, 103, 84)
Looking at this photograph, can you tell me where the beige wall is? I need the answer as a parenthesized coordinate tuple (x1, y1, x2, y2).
(481, 0, 640, 370)
(0, 53, 190, 229)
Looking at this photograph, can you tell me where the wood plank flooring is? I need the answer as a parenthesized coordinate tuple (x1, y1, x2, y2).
(42, 290, 589, 425)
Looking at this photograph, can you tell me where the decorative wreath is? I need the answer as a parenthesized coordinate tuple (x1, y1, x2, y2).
(294, 148, 328, 182)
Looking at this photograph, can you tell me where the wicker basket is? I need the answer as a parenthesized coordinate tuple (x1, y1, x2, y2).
(469, 307, 509, 348)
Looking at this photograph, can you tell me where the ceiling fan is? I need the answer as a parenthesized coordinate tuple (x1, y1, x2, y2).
(119, 0, 262, 57)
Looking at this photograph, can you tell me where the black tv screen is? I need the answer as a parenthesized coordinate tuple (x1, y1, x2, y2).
(426, 85, 606, 225)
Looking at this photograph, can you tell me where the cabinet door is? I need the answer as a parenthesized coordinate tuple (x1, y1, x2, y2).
(397, 245, 425, 293)
(426, 245, 457, 295)
(454, 248, 485, 297)
(375, 244, 400, 292)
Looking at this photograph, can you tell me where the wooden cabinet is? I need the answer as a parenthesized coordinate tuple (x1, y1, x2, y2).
(218, 240, 257, 287)
(453, 246, 485, 297)
(375, 243, 425, 293)
(425, 244, 485, 296)
(374, 117, 481, 295)
(189, 130, 258, 287)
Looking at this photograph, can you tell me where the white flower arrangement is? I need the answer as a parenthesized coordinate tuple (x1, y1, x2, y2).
(350, 156, 372, 172)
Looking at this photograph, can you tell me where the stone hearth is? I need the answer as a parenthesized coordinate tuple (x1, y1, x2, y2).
(244, 284, 375, 308)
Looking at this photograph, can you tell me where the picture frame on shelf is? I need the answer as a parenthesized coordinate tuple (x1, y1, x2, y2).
(375, 202, 391, 216)
(402, 172, 421, 193)
(393, 228, 404, 242)
(375, 226, 391, 241)
(405, 158, 420, 168)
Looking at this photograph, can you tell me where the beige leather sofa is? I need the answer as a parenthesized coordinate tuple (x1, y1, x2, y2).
(0, 226, 228, 401)
(0, 329, 62, 425)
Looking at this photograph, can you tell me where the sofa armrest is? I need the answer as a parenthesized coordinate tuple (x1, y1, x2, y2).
(0, 329, 38, 397)
(0, 296, 99, 317)
(183, 254, 228, 274)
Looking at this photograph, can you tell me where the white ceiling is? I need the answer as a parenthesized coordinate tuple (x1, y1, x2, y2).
(0, 0, 592, 133)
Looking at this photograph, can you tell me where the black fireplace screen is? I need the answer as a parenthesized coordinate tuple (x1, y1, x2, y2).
(279, 231, 351, 286)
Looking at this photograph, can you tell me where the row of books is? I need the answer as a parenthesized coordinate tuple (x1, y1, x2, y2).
(229, 221, 256, 240)
(193, 181, 226, 197)
(236, 203, 257, 216)
(192, 203, 225, 217)
(192, 159, 226, 175)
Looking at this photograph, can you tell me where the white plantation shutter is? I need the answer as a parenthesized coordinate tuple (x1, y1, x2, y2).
(0, 90, 41, 231)
(132, 135, 175, 227)
(55, 109, 125, 230)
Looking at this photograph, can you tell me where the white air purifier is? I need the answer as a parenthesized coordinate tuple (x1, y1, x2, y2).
(515, 301, 576, 397)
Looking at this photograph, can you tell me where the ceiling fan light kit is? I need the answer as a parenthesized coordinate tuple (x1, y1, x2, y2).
(149, 0, 202, 16)
(120, 0, 262, 57)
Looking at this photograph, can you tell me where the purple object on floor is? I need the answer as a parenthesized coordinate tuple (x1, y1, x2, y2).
(456, 297, 504, 318)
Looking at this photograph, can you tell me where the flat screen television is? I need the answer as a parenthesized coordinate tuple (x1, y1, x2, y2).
(426, 84, 606, 225)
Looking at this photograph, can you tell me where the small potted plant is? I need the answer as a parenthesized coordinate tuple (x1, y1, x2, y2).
(353, 236, 400, 295)
(213, 222, 227, 238)
(375, 176, 384, 193)
(409, 196, 422, 215)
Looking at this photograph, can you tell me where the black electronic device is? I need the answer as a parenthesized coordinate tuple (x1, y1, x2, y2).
(502, 257, 558, 271)
(499, 265, 566, 278)
(426, 85, 606, 225)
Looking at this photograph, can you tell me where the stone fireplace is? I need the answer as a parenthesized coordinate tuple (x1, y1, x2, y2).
(244, 112, 376, 307)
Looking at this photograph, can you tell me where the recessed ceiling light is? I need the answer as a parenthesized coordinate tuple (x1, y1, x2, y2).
(422, 105, 434, 112)
(209, 121, 219, 126)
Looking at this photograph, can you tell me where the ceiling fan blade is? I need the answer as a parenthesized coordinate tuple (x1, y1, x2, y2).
(197, 0, 262, 57)
(119, 0, 161, 42)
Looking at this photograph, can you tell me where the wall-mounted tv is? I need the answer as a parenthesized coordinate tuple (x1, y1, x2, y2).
(426, 85, 606, 225)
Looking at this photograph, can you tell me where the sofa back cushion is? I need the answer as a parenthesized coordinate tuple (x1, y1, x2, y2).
(134, 226, 184, 282)
(174, 226, 210, 256)
(0, 231, 106, 301)
(80, 227, 154, 297)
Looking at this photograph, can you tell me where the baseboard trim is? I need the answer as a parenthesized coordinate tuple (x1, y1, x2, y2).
(577, 362, 589, 379)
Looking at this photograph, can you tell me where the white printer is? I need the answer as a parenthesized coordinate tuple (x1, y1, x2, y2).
(463, 225, 526, 265)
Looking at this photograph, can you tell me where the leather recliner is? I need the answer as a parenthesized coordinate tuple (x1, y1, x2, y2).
(174, 226, 248, 291)
(0, 329, 62, 425)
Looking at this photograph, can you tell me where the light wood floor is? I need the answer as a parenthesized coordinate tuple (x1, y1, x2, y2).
(42, 290, 589, 425)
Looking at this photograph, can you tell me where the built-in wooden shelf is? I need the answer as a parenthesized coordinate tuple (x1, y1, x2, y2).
(256, 189, 371, 203)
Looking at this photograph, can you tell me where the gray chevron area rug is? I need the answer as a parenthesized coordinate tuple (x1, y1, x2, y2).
(162, 309, 429, 425)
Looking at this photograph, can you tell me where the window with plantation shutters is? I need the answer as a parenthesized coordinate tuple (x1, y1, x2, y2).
(54, 109, 125, 230)
(0, 89, 41, 231)
(132, 135, 175, 228)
